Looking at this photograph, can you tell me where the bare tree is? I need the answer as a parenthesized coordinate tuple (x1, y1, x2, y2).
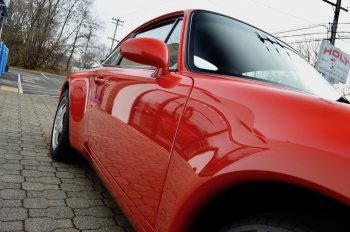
(80, 18, 104, 69)
(77, 41, 109, 69)
(38, 0, 81, 68)
(65, 0, 95, 71)
(95, 43, 110, 63)
(334, 82, 350, 97)
(2, 0, 103, 73)
(293, 40, 321, 67)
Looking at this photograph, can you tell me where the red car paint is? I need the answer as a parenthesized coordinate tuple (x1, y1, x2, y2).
(61, 9, 350, 232)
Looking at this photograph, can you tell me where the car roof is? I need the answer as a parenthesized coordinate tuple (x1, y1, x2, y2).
(113, 9, 297, 55)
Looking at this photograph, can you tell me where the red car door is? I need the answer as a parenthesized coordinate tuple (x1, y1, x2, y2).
(87, 19, 192, 226)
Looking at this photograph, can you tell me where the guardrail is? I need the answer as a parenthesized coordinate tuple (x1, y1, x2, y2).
(0, 41, 8, 75)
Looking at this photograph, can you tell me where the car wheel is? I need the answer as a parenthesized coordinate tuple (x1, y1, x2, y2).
(220, 212, 347, 232)
(50, 89, 74, 161)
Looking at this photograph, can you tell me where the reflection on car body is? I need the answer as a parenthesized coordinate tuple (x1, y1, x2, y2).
(50, 9, 350, 232)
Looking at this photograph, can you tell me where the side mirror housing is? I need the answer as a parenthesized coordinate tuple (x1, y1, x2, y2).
(120, 38, 170, 78)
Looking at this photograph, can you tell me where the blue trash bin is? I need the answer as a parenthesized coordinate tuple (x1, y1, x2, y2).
(1, 46, 8, 75)
(4, 46, 9, 73)
(0, 41, 3, 75)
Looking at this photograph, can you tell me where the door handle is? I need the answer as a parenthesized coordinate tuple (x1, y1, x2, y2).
(94, 76, 105, 84)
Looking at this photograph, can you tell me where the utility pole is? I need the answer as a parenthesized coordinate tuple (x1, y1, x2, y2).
(108, 18, 124, 52)
(323, 0, 348, 45)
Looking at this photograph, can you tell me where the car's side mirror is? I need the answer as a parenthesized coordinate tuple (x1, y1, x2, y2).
(120, 38, 170, 78)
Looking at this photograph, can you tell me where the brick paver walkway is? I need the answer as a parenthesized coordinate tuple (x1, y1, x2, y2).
(0, 89, 134, 232)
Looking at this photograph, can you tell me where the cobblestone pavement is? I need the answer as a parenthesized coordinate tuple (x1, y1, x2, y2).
(0, 89, 135, 232)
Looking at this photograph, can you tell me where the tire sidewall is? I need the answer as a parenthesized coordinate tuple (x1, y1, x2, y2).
(50, 89, 71, 160)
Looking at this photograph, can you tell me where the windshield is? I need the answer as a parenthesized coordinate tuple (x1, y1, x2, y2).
(188, 11, 341, 101)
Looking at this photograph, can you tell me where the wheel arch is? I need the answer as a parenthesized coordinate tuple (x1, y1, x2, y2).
(59, 79, 69, 100)
(159, 162, 350, 232)
(184, 171, 350, 232)
(189, 178, 350, 231)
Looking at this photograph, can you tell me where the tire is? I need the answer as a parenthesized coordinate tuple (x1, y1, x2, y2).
(220, 212, 348, 232)
(50, 89, 75, 161)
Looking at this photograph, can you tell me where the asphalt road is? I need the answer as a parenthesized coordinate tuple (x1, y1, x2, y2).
(0, 68, 65, 98)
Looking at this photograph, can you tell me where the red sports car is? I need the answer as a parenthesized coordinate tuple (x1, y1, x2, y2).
(50, 9, 350, 232)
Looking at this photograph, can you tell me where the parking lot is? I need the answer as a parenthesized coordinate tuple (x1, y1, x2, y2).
(0, 83, 134, 231)
(0, 68, 65, 98)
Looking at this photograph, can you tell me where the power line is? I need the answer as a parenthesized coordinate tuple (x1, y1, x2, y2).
(121, 16, 154, 22)
(272, 23, 350, 35)
(288, 39, 326, 44)
(277, 31, 350, 39)
(250, 0, 316, 24)
(272, 24, 329, 35)
(206, 0, 245, 19)
(277, 32, 328, 39)
(118, 0, 172, 19)
(287, 36, 350, 44)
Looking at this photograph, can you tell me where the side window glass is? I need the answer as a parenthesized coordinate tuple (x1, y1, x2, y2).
(135, 23, 174, 40)
(119, 21, 175, 67)
(103, 49, 121, 66)
(167, 20, 183, 69)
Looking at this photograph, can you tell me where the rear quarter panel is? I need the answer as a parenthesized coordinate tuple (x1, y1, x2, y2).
(155, 73, 350, 231)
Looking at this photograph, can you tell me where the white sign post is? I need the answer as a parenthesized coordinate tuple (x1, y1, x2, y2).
(315, 40, 350, 84)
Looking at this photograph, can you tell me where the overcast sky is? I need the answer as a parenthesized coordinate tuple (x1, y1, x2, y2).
(93, 0, 350, 53)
